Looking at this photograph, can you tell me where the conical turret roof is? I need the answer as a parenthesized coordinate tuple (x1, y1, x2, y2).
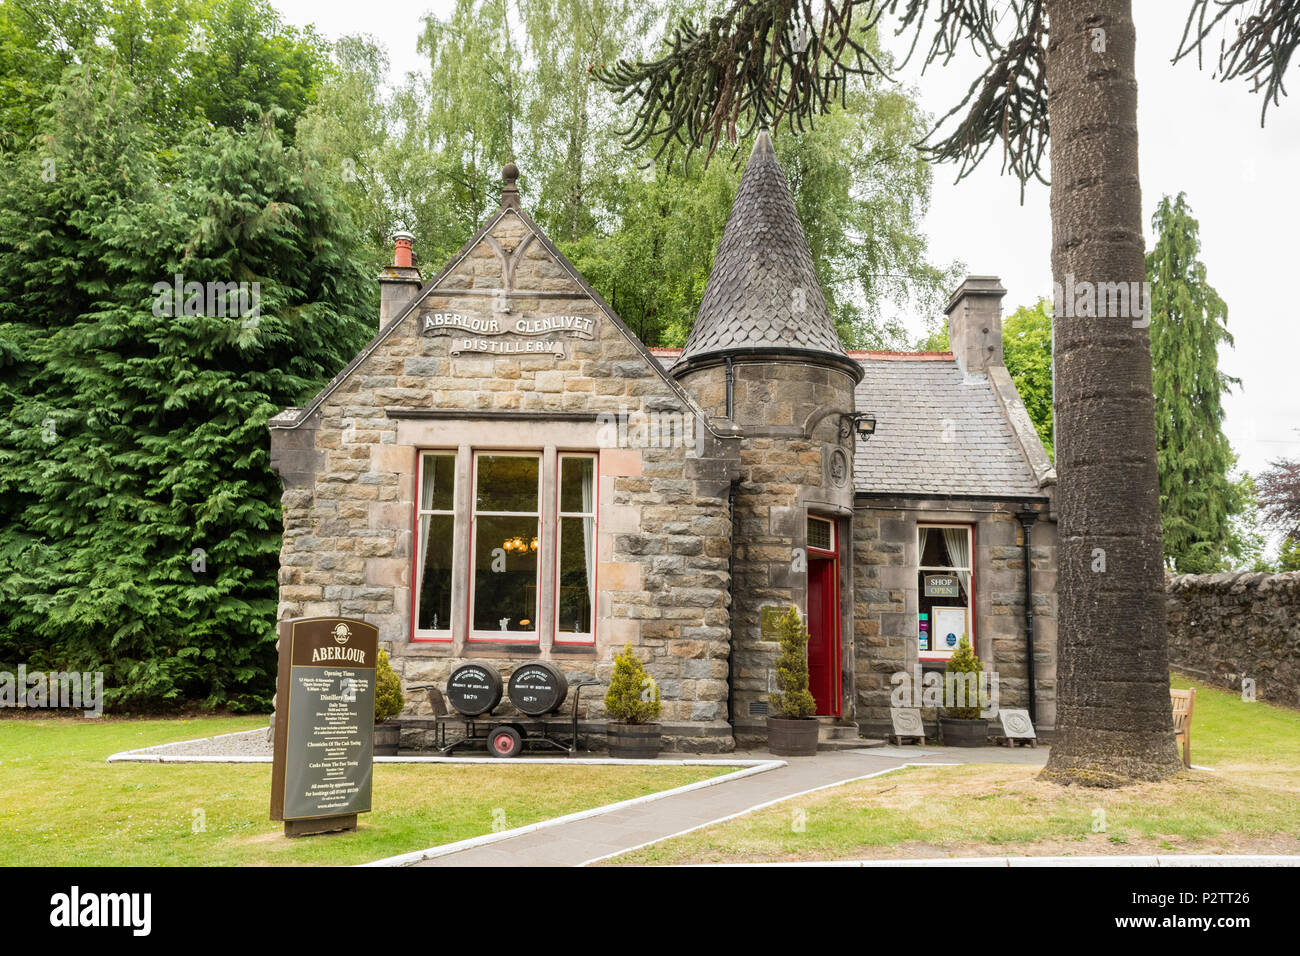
(676, 131, 858, 378)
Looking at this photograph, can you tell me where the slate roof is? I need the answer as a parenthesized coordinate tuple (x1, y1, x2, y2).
(852, 353, 1045, 498)
(677, 131, 852, 370)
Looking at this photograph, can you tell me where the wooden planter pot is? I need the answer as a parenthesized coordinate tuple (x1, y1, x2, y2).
(939, 717, 989, 747)
(373, 721, 401, 756)
(607, 722, 662, 759)
(766, 716, 819, 756)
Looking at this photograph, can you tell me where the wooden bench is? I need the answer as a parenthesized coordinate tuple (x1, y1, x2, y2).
(1171, 688, 1195, 768)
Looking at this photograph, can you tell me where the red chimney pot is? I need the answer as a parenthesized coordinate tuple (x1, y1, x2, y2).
(392, 231, 415, 269)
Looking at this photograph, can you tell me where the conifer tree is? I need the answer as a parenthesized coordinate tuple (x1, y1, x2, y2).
(1147, 193, 1241, 573)
(0, 63, 373, 709)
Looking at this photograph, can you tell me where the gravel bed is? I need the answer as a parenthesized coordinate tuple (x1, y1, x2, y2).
(127, 727, 274, 758)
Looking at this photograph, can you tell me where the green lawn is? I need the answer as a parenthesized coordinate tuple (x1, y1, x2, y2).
(608, 675, 1300, 864)
(0, 716, 728, 866)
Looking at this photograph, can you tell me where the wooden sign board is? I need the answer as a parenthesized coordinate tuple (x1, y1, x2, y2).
(924, 574, 960, 597)
(270, 617, 380, 837)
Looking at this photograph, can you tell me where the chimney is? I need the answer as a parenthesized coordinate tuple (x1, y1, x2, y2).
(378, 231, 422, 325)
(944, 275, 1006, 375)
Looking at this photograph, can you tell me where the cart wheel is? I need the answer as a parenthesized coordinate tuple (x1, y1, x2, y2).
(487, 726, 522, 758)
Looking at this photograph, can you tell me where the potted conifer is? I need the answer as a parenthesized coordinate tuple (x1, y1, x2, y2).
(373, 649, 404, 756)
(605, 643, 662, 758)
(938, 635, 989, 747)
(766, 606, 820, 756)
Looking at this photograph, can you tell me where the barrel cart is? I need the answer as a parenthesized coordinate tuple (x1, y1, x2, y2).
(409, 661, 598, 758)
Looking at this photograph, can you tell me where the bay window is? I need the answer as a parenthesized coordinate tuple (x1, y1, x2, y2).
(411, 448, 600, 646)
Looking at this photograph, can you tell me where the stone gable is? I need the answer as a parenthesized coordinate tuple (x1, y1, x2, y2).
(270, 203, 740, 751)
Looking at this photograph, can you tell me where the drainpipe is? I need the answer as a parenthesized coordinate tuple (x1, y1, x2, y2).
(1018, 512, 1038, 725)
(724, 356, 734, 420)
(726, 478, 738, 735)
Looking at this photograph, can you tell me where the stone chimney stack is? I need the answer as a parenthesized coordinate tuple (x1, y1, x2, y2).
(378, 231, 422, 325)
(944, 275, 1006, 375)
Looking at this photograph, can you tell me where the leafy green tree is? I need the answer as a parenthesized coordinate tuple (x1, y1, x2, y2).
(1147, 192, 1240, 573)
(0, 63, 373, 709)
(1002, 299, 1054, 459)
(0, 0, 329, 149)
(1259, 457, 1300, 570)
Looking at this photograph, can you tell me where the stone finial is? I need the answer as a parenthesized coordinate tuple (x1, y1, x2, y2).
(501, 161, 520, 209)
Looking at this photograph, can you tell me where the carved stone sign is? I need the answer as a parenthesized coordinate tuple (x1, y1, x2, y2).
(890, 707, 925, 744)
(998, 708, 1037, 740)
(270, 616, 379, 837)
(422, 310, 596, 360)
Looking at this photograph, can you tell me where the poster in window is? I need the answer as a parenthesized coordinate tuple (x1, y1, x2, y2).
(932, 606, 967, 655)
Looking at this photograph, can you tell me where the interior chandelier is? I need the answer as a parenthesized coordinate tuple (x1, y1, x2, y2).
(502, 536, 539, 554)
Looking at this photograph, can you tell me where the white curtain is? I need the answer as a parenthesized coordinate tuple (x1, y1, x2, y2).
(942, 527, 971, 598)
(417, 458, 436, 622)
(581, 460, 595, 631)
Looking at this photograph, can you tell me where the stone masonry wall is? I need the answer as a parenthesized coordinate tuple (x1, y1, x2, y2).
(853, 499, 1057, 738)
(1166, 572, 1300, 707)
(270, 206, 739, 752)
(675, 358, 858, 746)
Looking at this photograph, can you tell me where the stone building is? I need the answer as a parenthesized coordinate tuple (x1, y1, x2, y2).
(268, 133, 1058, 751)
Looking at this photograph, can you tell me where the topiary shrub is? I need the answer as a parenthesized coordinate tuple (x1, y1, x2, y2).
(770, 606, 816, 719)
(604, 643, 661, 724)
(943, 635, 985, 720)
(374, 649, 404, 723)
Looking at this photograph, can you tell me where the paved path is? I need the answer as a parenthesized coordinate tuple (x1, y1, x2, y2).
(408, 744, 1046, 867)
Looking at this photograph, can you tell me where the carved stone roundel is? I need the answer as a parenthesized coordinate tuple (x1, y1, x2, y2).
(829, 448, 849, 488)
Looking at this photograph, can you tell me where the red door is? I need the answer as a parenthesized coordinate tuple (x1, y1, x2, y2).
(807, 556, 840, 716)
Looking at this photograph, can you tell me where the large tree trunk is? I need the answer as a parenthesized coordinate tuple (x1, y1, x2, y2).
(1040, 0, 1182, 786)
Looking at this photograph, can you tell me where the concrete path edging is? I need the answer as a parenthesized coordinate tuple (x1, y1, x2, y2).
(360, 760, 786, 867)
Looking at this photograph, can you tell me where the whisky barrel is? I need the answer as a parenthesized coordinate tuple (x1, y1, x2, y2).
(507, 662, 569, 716)
(446, 662, 503, 716)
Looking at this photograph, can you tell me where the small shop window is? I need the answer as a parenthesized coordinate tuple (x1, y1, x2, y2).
(555, 454, 597, 643)
(414, 453, 456, 640)
(808, 515, 835, 553)
(917, 524, 974, 662)
(470, 453, 541, 641)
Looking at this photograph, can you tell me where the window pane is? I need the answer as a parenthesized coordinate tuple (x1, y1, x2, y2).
(560, 456, 595, 514)
(417, 514, 454, 631)
(557, 516, 594, 636)
(473, 514, 539, 633)
(808, 517, 831, 551)
(420, 454, 456, 511)
(476, 455, 539, 513)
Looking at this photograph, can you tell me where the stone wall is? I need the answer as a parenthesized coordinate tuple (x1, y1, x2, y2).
(1166, 572, 1300, 707)
(852, 497, 1058, 738)
(269, 204, 740, 752)
(675, 357, 858, 746)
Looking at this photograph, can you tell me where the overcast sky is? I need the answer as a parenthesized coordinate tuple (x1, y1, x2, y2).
(272, 1, 1299, 477)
